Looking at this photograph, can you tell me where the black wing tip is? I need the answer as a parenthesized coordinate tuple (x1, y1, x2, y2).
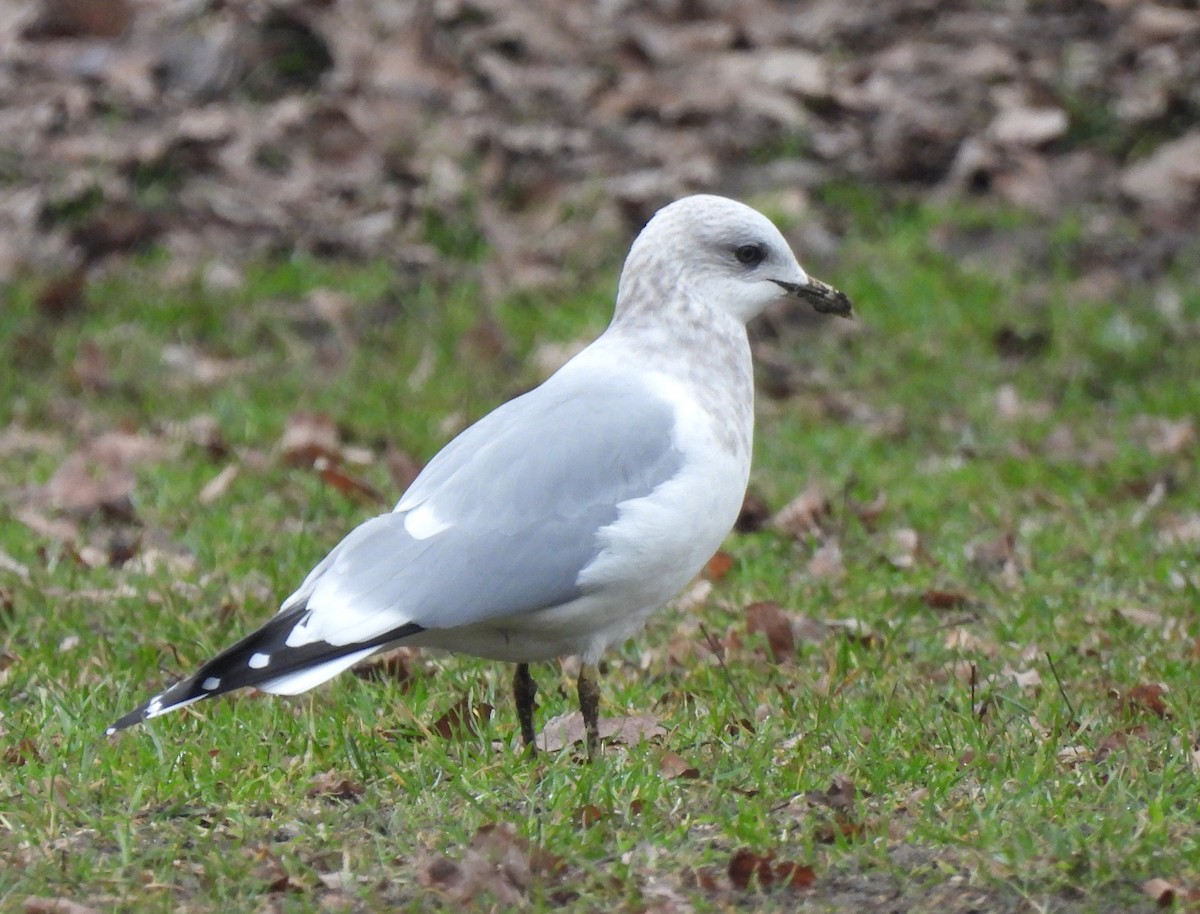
(105, 703, 151, 735)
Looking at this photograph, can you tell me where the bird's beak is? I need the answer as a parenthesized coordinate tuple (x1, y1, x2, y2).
(773, 277, 854, 319)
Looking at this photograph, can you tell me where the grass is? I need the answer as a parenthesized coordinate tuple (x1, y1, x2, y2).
(1, 194, 1198, 912)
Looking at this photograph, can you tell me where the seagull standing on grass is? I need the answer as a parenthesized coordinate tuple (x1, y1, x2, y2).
(108, 195, 852, 759)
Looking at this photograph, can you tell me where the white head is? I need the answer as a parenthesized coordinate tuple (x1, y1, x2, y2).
(616, 195, 852, 326)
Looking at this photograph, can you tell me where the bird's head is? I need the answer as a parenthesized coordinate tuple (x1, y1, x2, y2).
(619, 194, 853, 325)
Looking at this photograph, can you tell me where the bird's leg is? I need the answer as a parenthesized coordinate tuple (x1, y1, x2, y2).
(513, 662, 539, 753)
(577, 662, 602, 761)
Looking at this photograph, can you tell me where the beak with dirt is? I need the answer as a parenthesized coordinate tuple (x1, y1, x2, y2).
(772, 277, 854, 318)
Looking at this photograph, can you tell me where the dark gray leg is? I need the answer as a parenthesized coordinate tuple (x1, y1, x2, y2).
(513, 662, 538, 753)
(577, 662, 602, 761)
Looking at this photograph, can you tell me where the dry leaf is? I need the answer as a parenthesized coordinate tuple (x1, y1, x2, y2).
(728, 849, 815, 891)
(703, 551, 735, 582)
(807, 539, 844, 580)
(1125, 683, 1170, 719)
(537, 711, 665, 753)
(430, 693, 494, 740)
(316, 459, 386, 507)
(1142, 878, 1177, 907)
(659, 752, 701, 780)
(279, 412, 340, 467)
(745, 601, 795, 663)
(307, 770, 364, 801)
(921, 589, 973, 610)
(770, 483, 830, 539)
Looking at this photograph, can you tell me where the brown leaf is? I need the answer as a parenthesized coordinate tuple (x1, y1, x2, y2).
(807, 539, 845, 580)
(1125, 683, 1170, 719)
(23, 0, 132, 39)
(44, 431, 171, 518)
(850, 491, 887, 528)
(921, 588, 973, 610)
(5, 738, 42, 767)
(1093, 725, 1149, 764)
(703, 551, 735, 582)
(806, 774, 857, 813)
(575, 804, 605, 828)
(658, 752, 701, 780)
(735, 489, 771, 532)
(307, 770, 364, 801)
(431, 693, 494, 740)
(418, 823, 564, 905)
(251, 847, 305, 894)
(33, 269, 87, 320)
(351, 648, 417, 687)
(1142, 877, 1177, 908)
(770, 483, 830, 539)
(279, 412, 340, 467)
(728, 849, 815, 891)
(745, 601, 795, 663)
(317, 460, 386, 507)
(537, 712, 665, 753)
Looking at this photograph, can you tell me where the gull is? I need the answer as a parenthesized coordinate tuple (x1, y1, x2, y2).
(107, 195, 852, 759)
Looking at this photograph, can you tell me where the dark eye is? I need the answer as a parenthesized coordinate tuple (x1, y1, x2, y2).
(735, 243, 766, 266)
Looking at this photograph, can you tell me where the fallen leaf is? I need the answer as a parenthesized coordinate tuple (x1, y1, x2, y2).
(659, 752, 701, 780)
(728, 849, 815, 891)
(5, 738, 42, 767)
(704, 551, 735, 582)
(920, 588, 973, 609)
(1125, 683, 1170, 719)
(1142, 877, 1177, 908)
(418, 823, 564, 905)
(430, 693, 494, 740)
(735, 489, 772, 532)
(279, 411, 340, 467)
(745, 601, 795, 663)
(807, 539, 844, 580)
(351, 648, 418, 686)
(770, 483, 830, 539)
(316, 459, 386, 507)
(575, 804, 605, 828)
(307, 770, 364, 801)
(33, 269, 87, 321)
(537, 712, 665, 753)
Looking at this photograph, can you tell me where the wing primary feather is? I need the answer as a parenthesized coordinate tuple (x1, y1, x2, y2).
(105, 606, 424, 734)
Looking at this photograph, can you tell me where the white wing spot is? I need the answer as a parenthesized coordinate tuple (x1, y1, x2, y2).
(201, 676, 221, 690)
(403, 503, 452, 540)
(248, 652, 271, 669)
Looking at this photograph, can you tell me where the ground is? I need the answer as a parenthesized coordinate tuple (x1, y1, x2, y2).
(2, 1, 1200, 912)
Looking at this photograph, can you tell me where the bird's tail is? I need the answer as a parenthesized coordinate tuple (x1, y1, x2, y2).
(106, 604, 424, 734)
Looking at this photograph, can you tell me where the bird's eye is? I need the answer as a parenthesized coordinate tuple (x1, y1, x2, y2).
(734, 243, 766, 266)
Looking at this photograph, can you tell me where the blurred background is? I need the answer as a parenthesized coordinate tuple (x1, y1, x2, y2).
(2, 0, 1198, 295)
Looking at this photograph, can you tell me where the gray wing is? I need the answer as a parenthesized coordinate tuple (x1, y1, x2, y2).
(279, 369, 685, 648)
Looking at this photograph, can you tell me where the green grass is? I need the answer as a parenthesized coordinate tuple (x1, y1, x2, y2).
(2, 197, 1199, 912)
